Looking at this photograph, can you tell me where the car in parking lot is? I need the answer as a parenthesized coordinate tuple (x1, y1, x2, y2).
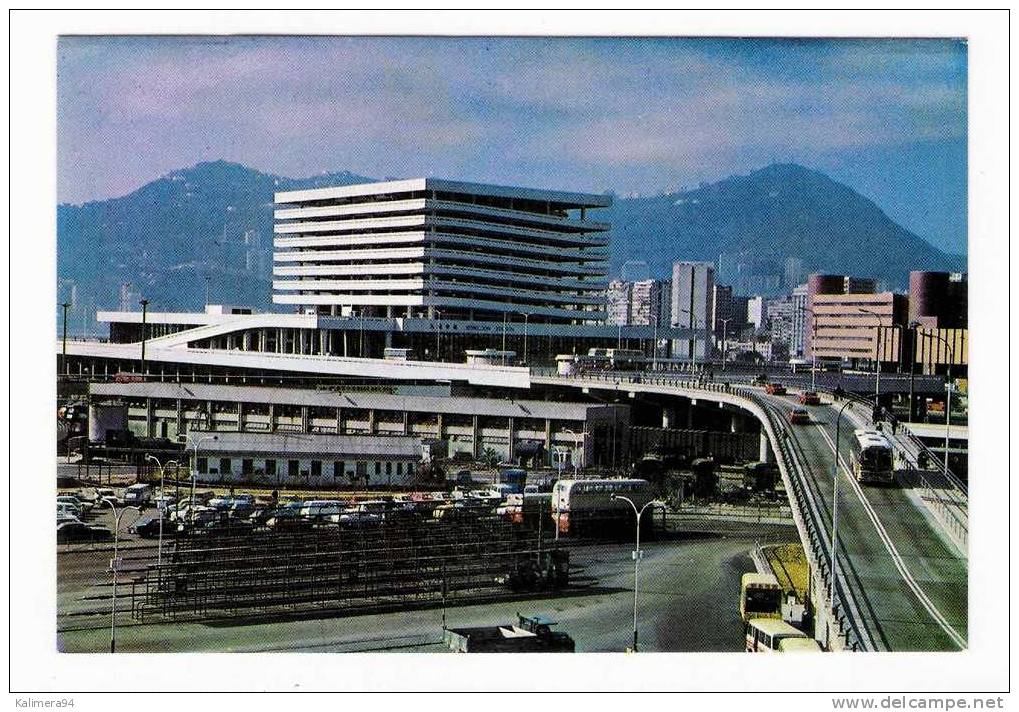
(57, 521, 113, 543)
(765, 383, 787, 396)
(130, 514, 166, 538)
(787, 408, 811, 424)
(798, 391, 821, 405)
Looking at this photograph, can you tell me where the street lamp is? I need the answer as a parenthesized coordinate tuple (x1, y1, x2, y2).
(856, 308, 885, 406)
(145, 454, 177, 568)
(102, 500, 140, 653)
(139, 299, 150, 376)
(917, 328, 956, 477)
(61, 302, 71, 375)
(611, 494, 664, 652)
(187, 434, 218, 523)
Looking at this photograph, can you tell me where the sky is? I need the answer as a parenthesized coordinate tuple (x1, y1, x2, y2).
(57, 36, 967, 255)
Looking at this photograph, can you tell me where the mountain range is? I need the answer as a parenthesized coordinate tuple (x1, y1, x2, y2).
(57, 161, 966, 319)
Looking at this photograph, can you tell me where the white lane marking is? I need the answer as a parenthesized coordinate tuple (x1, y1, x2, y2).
(814, 420, 966, 649)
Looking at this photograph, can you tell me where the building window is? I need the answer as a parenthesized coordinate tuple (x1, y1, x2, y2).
(288, 460, 299, 477)
(396, 462, 403, 477)
(333, 461, 344, 478)
(386, 462, 393, 477)
(375, 461, 382, 477)
(266, 459, 277, 476)
(220, 458, 232, 475)
(311, 460, 322, 478)
(196, 457, 208, 474)
(242, 459, 254, 475)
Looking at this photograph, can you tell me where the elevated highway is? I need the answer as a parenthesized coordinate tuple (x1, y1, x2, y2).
(533, 372, 968, 651)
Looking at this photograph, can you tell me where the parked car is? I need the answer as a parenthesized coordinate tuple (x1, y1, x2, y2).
(798, 391, 821, 406)
(130, 514, 166, 538)
(787, 408, 811, 424)
(57, 502, 82, 519)
(765, 383, 787, 396)
(95, 488, 120, 506)
(57, 521, 113, 543)
(124, 483, 154, 506)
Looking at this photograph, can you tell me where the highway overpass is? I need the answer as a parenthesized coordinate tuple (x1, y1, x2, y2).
(534, 372, 968, 652)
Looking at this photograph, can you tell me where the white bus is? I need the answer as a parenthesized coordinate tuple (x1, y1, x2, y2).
(551, 478, 652, 536)
(851, 429, 895, 484)
(745, 618, 822, 653)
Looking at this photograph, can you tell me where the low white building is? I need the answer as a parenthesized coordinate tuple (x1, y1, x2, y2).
(190, 429, 422, 488)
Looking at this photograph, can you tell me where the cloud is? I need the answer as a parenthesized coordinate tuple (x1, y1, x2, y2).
(57, 36, 967, 204)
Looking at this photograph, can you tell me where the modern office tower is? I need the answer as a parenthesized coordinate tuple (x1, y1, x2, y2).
(630, 279, 671, 327)
(789, 283, 808, 358)
(712, 283, 735, 336)
(671, 261, 715, 360)
(606, 280, 632, 325)
(784, 256, 806, 290)
(747, 295, 765, 330)
(273, 178, 612, 324)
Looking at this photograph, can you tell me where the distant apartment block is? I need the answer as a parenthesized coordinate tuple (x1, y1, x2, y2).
(273, 178, 611, 324)
(606, 279, 632, 325)
(747, 295, 765, 330)
(789, 284, 808, 358)
(630, 279, 671, 326)
(807, 274, 908, 366)
(671, 261, 714, 360)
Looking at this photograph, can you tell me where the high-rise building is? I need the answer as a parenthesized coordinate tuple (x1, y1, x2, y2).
(606, 280, 632, 325)
(789, 283, 808, 358)
(712, 284, 735, 336)
(765, 295, 795, 345)
(747, 295, 765, 330)
(784, 256, 806, 290)
(273, 178, 611, 324)
(807, 273, 908, 366)
(631, 279, 671, 327)
(671, 261, 715, 359)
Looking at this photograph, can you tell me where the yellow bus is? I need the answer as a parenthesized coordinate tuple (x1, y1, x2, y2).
(739, 572, 783, 623)
(745, 617, 822, 653)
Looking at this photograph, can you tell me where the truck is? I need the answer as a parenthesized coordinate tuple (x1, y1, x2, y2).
(443, 614, 575, 653)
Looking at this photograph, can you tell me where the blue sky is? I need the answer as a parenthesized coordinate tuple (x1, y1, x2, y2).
(57, 36, 967, 254)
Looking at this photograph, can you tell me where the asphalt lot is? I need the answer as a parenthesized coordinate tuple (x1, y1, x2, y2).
(57, 524, 796, 653)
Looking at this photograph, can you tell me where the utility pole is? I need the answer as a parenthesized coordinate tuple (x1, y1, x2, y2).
(139, 299, 150, 375)
(61, 302, 71, 375)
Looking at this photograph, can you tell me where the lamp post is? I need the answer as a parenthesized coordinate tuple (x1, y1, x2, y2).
(856, 308, 885, 406)
(102, 500, 140, 653)
(145, 455, 177, 568)
(61, 302, 71, 375)
(139, 299, 150, 376)
(720, 317, 732, 372)
(611, 494, 663, 652)
(188, 434, 218, 523)
(920, 329, 956, 477)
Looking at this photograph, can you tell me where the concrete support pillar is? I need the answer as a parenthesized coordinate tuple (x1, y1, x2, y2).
(472, 415, 481, 457)
(507, 417, 516, 462)
(544, 419, 552, 462)
(207, 400, 216, 431)
(336, 407, 343, 434)
(176, 399, 184, 436)
(686, 402, 695, 428)
(385, 331, 393, 348)
(236, 402, 244, 430)
(759, 431, 774, 463)
(301, 406, 310, 433)
(145, 398, 155, 438)
(268, 403, 276, 432)
(242, 332, 251, 351)
(436, 413, 444, 440)
(343, 331, 348, 357)
(402, 411, 410, 436)
(368, 409, 376, 435)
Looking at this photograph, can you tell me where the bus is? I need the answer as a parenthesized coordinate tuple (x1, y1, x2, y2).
(551, 478, 652, 536)
(745, 618, 822, 652)
(851, 429, 895, 484)
(739, 572, 782, 623)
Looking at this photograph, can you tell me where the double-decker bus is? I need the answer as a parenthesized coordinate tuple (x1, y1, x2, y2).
(551, 478, 652, 536)
(851, 429, 895, 484)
